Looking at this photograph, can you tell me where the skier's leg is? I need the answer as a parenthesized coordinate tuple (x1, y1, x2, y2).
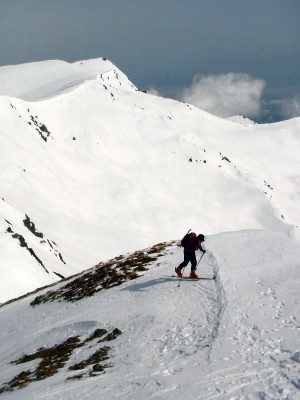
(178, 252, 190, 270)
(189, 253, 199, 278)
(175, 252, 190, 277)
(190, 253, 197, 271)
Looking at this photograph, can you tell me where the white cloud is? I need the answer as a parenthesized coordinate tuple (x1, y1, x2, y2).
(147, 87, 161, 96)
(181, 73, 265, 118)
(277, 94, 300, 119)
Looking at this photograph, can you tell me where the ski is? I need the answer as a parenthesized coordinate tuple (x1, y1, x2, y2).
(169, 275, 216, 281)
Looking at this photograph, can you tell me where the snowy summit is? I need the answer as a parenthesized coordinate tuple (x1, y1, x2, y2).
(0, 58, 299, 399)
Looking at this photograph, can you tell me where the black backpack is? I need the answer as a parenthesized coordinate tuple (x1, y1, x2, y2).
(181, 232, 195, 247)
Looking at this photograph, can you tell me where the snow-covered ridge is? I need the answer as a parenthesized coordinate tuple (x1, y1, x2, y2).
(0, 58, 136, 101)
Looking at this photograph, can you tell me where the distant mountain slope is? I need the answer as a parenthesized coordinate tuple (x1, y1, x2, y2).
(0, 58, 299, 302)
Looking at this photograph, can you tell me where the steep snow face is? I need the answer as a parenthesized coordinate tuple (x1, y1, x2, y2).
(0, 200, 72, 298)
(0, 231, 299, 399)
(0, 58, 300, 302)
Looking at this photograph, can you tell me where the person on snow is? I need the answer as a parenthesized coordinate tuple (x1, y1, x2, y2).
(175, 233, 206, 279)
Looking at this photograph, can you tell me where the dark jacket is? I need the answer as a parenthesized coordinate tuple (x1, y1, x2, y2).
(183, 237, 204, 253)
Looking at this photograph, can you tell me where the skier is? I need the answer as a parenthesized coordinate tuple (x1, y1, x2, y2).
(175, 233, 206, 279)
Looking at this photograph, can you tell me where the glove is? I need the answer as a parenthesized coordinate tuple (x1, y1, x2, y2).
(202, 250, 206, 254)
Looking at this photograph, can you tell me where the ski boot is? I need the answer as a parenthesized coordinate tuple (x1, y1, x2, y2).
(190, 270, 199, 279)
(175, 267, 182, 278)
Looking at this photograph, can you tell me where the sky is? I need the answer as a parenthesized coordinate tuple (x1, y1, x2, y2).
(0, 0, 299, 123)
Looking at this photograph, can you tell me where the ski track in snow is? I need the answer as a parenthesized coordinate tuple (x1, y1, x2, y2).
(203, 250, 300, 399)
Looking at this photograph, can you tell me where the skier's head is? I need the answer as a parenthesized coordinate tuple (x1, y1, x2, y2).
(197, 234, 205, 242)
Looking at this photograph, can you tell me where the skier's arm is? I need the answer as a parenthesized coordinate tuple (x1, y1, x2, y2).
(198, 243, 206, 253)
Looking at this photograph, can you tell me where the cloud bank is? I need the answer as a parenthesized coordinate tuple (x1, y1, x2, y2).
(181, 73, 265, 118)
(279, 94, 300, 119)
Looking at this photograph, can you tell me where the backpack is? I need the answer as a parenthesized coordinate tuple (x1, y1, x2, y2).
(180, 232, 196, 247)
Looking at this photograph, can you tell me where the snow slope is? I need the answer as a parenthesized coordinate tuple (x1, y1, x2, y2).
(0, 230, 299, 399)
(0, 58, 300, 303)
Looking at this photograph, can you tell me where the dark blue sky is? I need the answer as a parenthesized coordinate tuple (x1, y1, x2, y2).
(1, 0, 299, 122)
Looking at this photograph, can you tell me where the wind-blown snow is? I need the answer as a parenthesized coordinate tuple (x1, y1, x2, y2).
(0, 57, 300, 304)
(0, 231, 299, 399)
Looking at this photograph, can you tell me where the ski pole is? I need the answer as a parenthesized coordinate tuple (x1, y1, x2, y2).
(178, 266, 186, 287)
(197, 252, 205, 267)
